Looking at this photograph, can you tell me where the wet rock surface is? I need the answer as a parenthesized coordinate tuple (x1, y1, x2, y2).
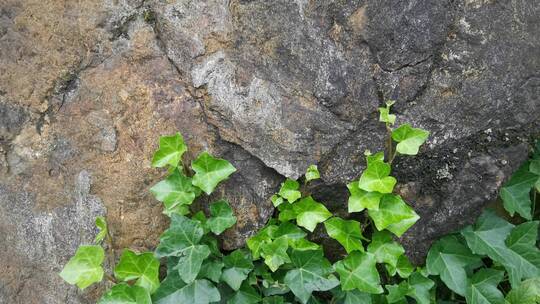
(1, 0, 539, 302)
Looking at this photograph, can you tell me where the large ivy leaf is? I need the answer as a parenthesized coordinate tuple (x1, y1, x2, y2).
(94, 216, 108, 244)
(465, 269, 505, 304)
(152, 133, 187, 168)
(368, 194, 419, 237)
(357, 158, 396, 194)
(305, 165, 320, 182)
(152, 269, 186, 302)
(273, 221, 307, 240)
(155, 214, 205, 257)
(324, 217, 364, 253)
(391, 124, 429, 155)
(367, 231, 404, 269)
(461, 210, 540, 287)
(277, 202, 298, 222)
(500, 164, 538, 220)
(426, 235, 482, 296)
(338, 290, 373, 304)
(506, 277, 540, 304)
(198, 259, 224, 283)
(278, 179, 302, 203)
(222, 249, 254, 291)
(173, 244, 211, 283)
(191, 151, 236, 195)
(207, 200, 237, 235)
(59, 245, 104, 289)
(150, 169, 200, 214)
(114, 250, 160, 293)
(334, 251, 383, 294)
(228, 282, 262, 304)
(284, 249, 339, 304)
(261, 237, 291, 272)
(156, 279, 220, 304)
(347, 181, 382, 212)
(292, 196, 332, 232)
(99, 283, 152, 304)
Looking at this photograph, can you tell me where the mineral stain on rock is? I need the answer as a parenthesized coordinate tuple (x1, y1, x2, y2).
(1, 0, 539, 302)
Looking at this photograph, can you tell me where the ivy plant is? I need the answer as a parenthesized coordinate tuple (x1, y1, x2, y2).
(60, 101, 540, 303)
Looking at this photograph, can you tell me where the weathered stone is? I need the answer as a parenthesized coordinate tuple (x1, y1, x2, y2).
(1, 0, 539, 302)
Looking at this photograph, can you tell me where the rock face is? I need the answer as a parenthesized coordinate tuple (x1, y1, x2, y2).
(0, 0, 538, 302)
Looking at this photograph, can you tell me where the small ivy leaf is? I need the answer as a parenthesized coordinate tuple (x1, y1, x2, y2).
(59, 245, 104, 290)
(334, 251, 383, 294)
(506, 277, 540, 304)
(305, 165, 320, 182)
(461, 210, 540, 288)
(114, 249, 160, 294)
(289, 238, 320, 251)
(247, 225, 278, 259)
(357, 157, 396, 194)
(407, 272, 435, 304)
(173, 244, 211, 283)
(500, 164, 538, 220)
(207, 200, 237, 235)
(278, 179, 302, 203)
(324, 217, 364, 253)
(150, 169, 200, 216)
(391, 124, 429, 155)
(201, 235, 222, 257)
(284, 249, 339, 304)
(426, 235, 482, 296)
(164, 204, 190, 217)
(379, 107, 396, 125)
(277, 203, 298, 222)
(94, 216, 108, 244)
(465, 269, 505, 304)
(192, 211, 209, 234)
(347, 181, 383, 212)
(261, 237, 291, 272)
(198, 259, 224, 283)
(367, 231, 404, 269)
(368, 194, 419, 237)
(386, 282, 408, 303)
(386, 255, 414, 278)
(99, 283, 152, 304)
(271, 194, 284, 207)
(292, 196, 332, 232)
(155, 279, 220, 304)
(191, 151, 236, 195)
(228, 282, 262, 304)
(152, 133, 188, 168)
(155, 214, 205, 258)
(222, 249, 254, 291)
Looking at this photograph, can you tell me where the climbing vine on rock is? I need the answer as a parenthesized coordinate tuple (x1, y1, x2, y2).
(59, 101, 540, 303)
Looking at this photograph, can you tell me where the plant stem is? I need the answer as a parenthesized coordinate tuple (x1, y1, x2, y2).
(532, 189, 537, 219)
(105, 273, 117, 284)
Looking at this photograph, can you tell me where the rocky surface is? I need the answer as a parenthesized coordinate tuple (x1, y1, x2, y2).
(0, 0, 539, 302)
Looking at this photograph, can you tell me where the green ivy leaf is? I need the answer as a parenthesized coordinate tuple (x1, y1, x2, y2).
(228, 282, 262, 304)
(357, 157, 396, 194)
(461, 210, 540, 287)
(273, 221, 307, 240)
(99, 283, 152, 304)
(222, 249, 254, 291)
(500, 164, 538, 220)
(59, 245, 104, 289)
(407, 272, 435, 304)
(506, 277, 540, 304)
(152, 269, 186, 302)
(367, 231, 404, 269)
(347, 181, 383, 212)
(262, 296, 286, 304)
(278, 179, 302, 203)
(305, 165, 320, 182)
(379, 107, 396, 125)
(150, 169, 200, 215)
(155, 279, 220, 304)
(324, 217, 364, 253)
(114, 250, 160, 294)
(284, 249, 339, 304)
(339, 290, 373, 304)
(292, 196, 332, 232)
(173, 244, 211, 283)
(207, 200, 237, 235)
(271, 194, 284, 207)
(426, 235, 482, 296)
(261, 237, 291, 272)
(334, 251, 383, 294)
(191, 151, 236, 195)
(198, 259, 224, 283)
(289, 238, 320, 251)
(368, 194, 419, 237)
(465, 269, 505, 304)
(155, 214, 205, 257)
(152, 133, 187, 168)
(386, 255, 414, 278)
(247, 225, 278, 259)
(391, 124, 429, 155)
(277, 203, 298, 222)
(94, 216, 108, 244)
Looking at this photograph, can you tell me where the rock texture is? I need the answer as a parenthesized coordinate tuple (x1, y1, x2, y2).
(0, 0, 538, 302)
